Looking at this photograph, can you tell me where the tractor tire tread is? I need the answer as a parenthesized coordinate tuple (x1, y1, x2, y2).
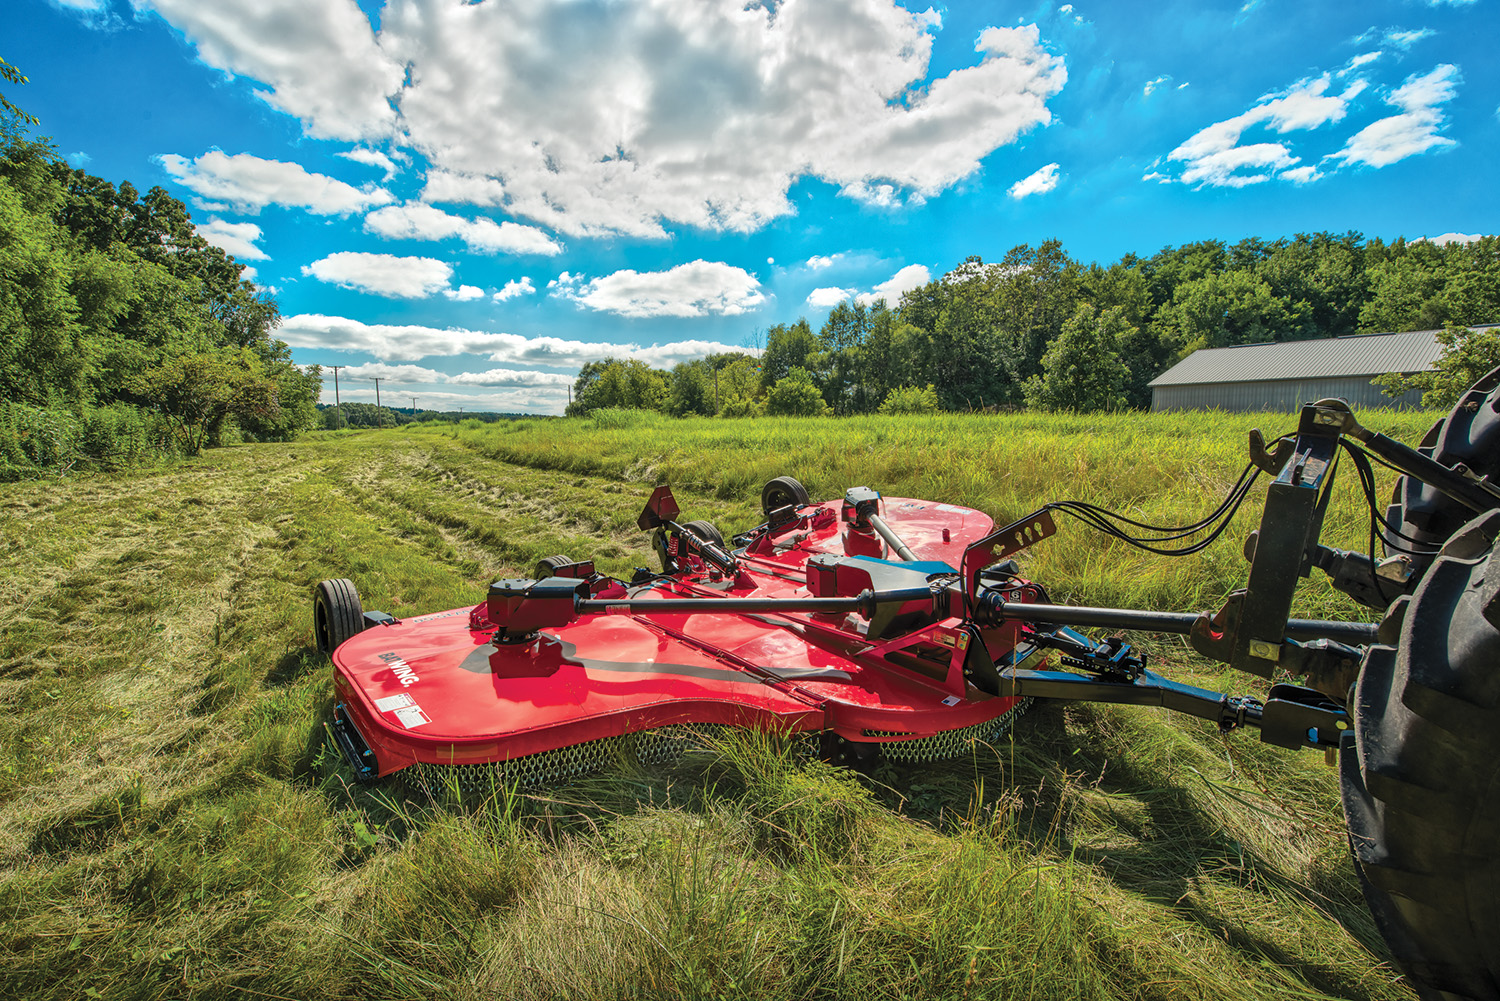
(1341, 510, 1500, 1000)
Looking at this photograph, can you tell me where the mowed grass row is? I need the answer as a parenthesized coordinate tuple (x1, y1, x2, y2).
(0, 419, 1428, 999)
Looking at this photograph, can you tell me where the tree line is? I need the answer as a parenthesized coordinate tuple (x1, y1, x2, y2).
(570, 233, 1500, 418)
(1, 60, 320, 475)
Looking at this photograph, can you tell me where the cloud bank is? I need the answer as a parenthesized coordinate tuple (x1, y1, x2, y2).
(144, 0, 1067, 237)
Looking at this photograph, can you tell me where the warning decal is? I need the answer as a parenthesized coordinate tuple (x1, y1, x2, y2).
(393, 705, 431, 729)
(373, 693, 415, 713)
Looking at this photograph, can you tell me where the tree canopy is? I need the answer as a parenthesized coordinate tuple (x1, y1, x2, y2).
(0, 74, 320, 458)
(567, 230, 1495, 420)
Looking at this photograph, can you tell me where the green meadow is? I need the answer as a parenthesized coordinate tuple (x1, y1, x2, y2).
(0, 408, 1437, 1000)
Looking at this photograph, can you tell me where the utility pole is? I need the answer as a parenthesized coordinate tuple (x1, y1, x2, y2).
(328, 365, 345, 406)
(410, 396, 418, 418)
(714, 368, 719, 414)
(372, 377, 383, 410)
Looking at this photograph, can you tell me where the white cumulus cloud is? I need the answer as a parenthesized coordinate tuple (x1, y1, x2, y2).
(1279, 165, 1323, 184)
(1008, 162, 1060, 199)
(337, 148, 399, 179)
(420, 170, 508, 207)
(301, 252, 456, 298)
(337, 362, 449, 383)
(551, 261, 766, 318)
(364, 203, 562, 255)
(857, 264, 930, 306)
(1326, 64, 1459, 168)
(280, 313, 754, 368)
(806, 287, 855, 308)
(806, 263, 931, 309)
(159, 151, 393, 215)
(1166, 74, 1364, 187)
(1419, 232, 1484, 245)
(196, 218, 268, 260)
(493, 277, 537, 302)
(446, 369, 575, 388)
(131, 0, 405, 141)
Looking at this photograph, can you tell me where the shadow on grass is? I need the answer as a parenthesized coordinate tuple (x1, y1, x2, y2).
(872, 700, 1396, 992)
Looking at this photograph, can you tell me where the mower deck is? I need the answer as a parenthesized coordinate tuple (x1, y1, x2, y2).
(327, 491, 1039, 781)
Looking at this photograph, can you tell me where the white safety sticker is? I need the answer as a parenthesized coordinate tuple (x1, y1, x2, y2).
(374, 693, 415, 713)
(935, 504, 965, 514)
(941, 695, 962, 706)
(394, 705, 431, 729)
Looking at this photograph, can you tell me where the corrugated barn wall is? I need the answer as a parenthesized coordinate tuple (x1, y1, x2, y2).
(1152, 377, 1424, 412)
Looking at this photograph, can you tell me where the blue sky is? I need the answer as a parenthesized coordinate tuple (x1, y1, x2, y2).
(12, 0, 1498, 414)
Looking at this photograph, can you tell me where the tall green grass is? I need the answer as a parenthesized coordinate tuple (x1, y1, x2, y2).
(422, 407, 1436, 618)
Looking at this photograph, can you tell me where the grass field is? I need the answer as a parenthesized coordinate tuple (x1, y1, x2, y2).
(0, 408, 1438, 999)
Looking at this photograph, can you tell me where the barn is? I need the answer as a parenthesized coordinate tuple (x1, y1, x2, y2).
(1148, 328, 1451, 412)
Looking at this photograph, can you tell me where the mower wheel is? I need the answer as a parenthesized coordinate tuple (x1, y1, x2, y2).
(680, 520, 725, 550)
(534, 554, 575, 579)
(313, 578, 364, 655)
(761, 475, 810, 517)
(1341, 509, 1500, 1001)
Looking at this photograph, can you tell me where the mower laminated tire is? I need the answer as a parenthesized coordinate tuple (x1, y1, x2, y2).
(679, 520, 725, 550)
(761, 476, 810, 517)
(1341, 508, 1500, 1001)
(313, 578, 364, 656)
(534, 554, 575, 579)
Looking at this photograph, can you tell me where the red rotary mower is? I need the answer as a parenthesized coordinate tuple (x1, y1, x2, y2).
(315, 479, 1052, 786)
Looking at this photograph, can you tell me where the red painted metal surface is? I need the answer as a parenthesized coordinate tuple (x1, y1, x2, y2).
(331, 496, 1037, 777)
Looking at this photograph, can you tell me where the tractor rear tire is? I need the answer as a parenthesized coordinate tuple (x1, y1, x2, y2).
(761, 476, 810, 517)
(1341, 509, 1500, 1001)
(1382, 364, 1500, 582)
(313, 578, 364, 655)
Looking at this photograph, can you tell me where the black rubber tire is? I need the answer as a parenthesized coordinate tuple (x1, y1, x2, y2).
(679, 520, 725, 550)
(1341, 510, 1500, 1001)
(761, 475, 810, 517)
(313, 578, 364, 655)
(534, 553, 575, 579)
(1382, 364, 1500, 582)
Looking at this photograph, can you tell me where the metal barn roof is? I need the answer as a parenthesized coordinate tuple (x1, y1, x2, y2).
(1148, 329, 1446, 387)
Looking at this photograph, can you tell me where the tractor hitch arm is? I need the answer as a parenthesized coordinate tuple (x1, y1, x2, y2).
(998, 663, 1348, 750)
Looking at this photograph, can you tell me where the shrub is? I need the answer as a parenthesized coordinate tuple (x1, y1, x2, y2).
(765, 368, 830, 417)
(877, 384, 940, 415)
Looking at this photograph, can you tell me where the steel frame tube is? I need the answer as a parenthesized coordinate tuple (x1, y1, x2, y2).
(867, 512, 918, 561)
(990, 601, 1377, 645)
